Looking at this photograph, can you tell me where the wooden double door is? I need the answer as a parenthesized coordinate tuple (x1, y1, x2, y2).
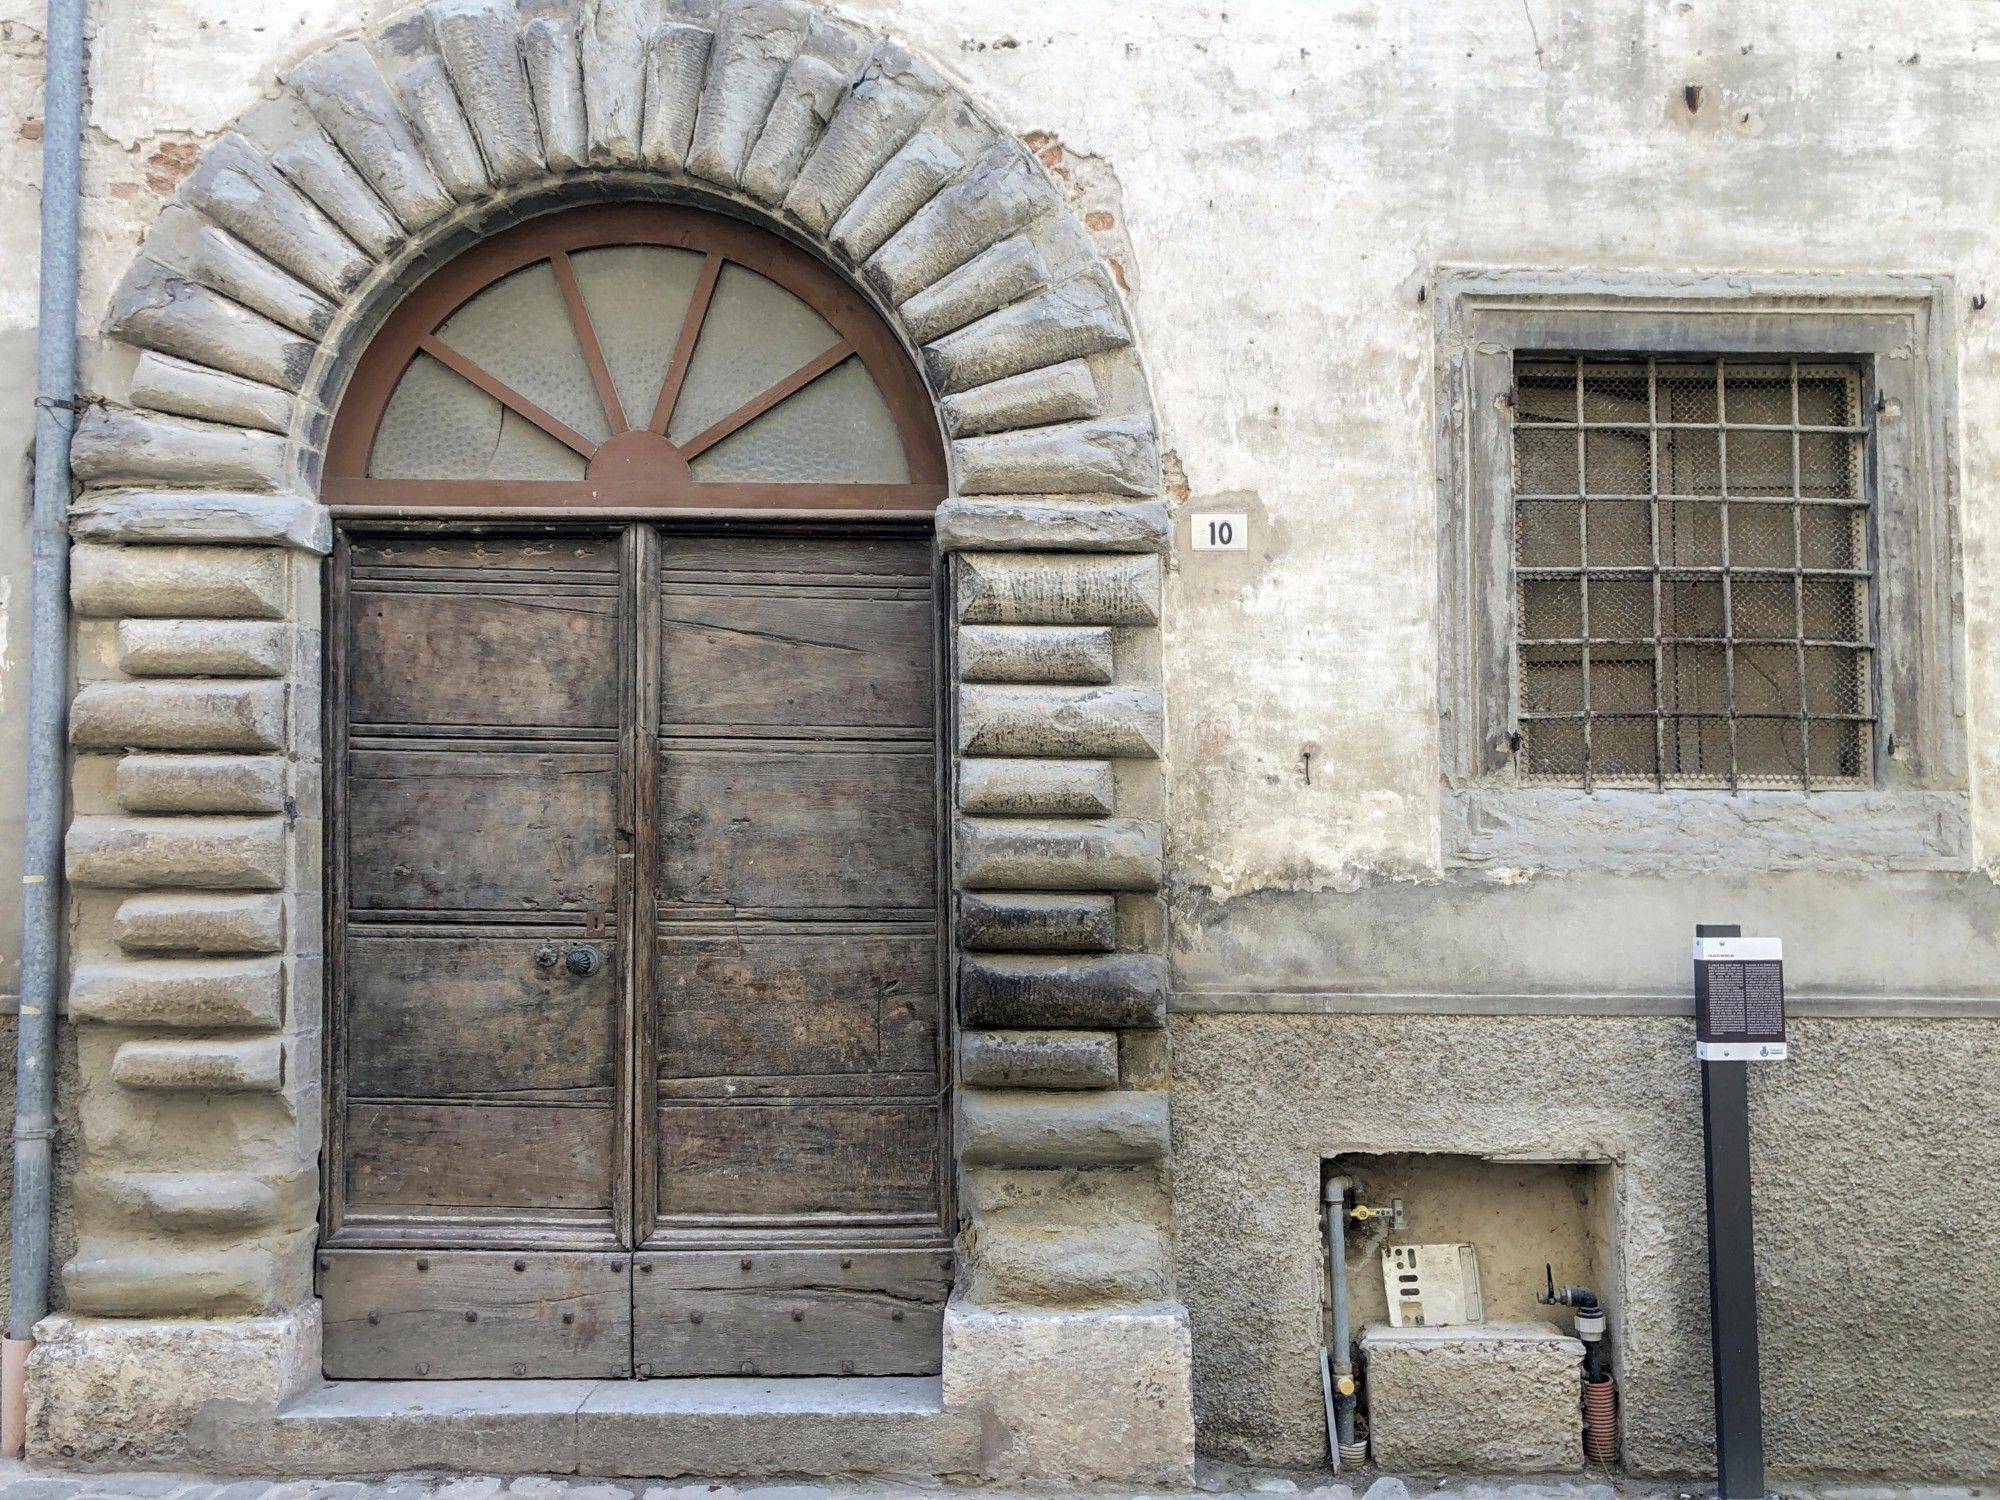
(321, 523, 951, 1380)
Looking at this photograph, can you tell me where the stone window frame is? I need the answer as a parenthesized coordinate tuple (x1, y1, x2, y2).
(1434, 269, 1968, 873)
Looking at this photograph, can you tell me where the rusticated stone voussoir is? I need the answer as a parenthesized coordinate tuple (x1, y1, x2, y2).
(956, 816, 1163, 892)
(284, 40, 455, 227)
(942, 359, 1103, 438)
(86, 0, 1170, 497)
(70, 407, 285, 492)
(958, 757, 1116, 818)
(957, 890, 1117, 952)
(522, 16, 587, 171)
(927, 279, 1131, 396)
(959, 1088, 1170, 1168)
(428, 0, 544, 187)
(129, 350, 294, 434)
(71, 680, 286, 754)
(182, 133, 372, 301)
(110, 263, 311, 395)
(68, 815, 286, 891)
(959, 952, 1168, 1030)
(253, 105, 407, 262)
(955, 415, 1162, 498)
(69, 957, 284, 1029)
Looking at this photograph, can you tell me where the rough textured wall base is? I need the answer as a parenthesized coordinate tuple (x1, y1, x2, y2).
(1170, 1012, 2000, 1481)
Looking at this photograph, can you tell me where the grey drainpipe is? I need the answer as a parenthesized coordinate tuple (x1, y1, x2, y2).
(4, 0, 86, 1458)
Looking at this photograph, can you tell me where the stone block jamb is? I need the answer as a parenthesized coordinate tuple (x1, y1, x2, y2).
(36, 0, 1189, 1484)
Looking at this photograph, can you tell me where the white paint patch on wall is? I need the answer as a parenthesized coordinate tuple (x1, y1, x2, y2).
(0, 1, 47, 325)
(0, 575, 11, 713)
(86, 0, 404, 147)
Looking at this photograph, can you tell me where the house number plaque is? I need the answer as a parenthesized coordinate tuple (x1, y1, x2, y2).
(1191, 512, 1248, 551)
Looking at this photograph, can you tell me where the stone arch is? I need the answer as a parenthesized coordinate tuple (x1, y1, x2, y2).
(79, 0, 1167, 528)
(48, 1, 1185, 1482)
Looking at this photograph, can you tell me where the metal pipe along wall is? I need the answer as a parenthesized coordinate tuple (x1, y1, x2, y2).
(4, 0, 87, 1459)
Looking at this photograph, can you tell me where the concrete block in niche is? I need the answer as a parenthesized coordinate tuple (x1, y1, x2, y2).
(1359, 1321, 1584, 1473)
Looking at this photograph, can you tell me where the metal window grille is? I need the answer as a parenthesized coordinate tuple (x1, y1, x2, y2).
(1510, 356, 1875, 789)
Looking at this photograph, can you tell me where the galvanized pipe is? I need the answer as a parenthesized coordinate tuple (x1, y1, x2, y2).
(4, 0, 87, 1458)
(1322, 1176, 1358, 1458)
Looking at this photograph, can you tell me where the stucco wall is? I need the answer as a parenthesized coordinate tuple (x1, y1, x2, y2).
(11, 0, 1987, 984)
(3, 0, 2000, 1481)
(0, 2, 1995, 944)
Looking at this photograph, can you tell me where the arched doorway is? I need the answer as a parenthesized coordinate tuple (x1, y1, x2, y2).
(318, 202, 953, 1380)
(53, 0, 1187, 1469)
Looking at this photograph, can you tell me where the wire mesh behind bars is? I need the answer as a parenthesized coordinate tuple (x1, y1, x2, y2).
(1511, 356, 1875, 789)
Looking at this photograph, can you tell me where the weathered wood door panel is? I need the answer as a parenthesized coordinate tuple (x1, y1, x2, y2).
(327, 533, 631, 1374)
(637, 531, 946, 1374)
(341, 932, 618, 1099)
(325, 524, 947, 1380)
(345, 749, 618, 913)
(658, 748, 935, 912)
(630, 1249, 952, 1378)
(321, 1250, 634, 1380)
(654, 929, 938, 1081)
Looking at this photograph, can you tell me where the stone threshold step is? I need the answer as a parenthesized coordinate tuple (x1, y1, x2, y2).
(199, 1378, 981, 1480)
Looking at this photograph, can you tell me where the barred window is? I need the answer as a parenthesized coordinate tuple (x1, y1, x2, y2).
(1510, 357, 1874, 789)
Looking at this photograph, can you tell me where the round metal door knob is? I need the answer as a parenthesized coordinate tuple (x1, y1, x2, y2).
(565, 946, 601, 977)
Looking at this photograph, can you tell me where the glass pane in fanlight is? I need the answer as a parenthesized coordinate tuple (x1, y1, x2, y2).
(570, 245, 706, 429)
(689, 357, 909, 483)
(369, 353, 588, 480)
(668, 262, 841, 445)
(434, 260, 610, 444)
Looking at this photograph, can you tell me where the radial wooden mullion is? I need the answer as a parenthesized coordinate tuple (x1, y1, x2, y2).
(649, 251, 724, 436)
(677, 342, 856, 463)
(417, 333, 599, 458)
(551, 249, 630, 437)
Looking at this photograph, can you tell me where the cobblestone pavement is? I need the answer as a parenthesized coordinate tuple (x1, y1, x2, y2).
(0, 1464, 1984, 1500)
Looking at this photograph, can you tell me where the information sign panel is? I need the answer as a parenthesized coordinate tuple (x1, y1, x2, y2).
(1693, 935, 1787, 1062)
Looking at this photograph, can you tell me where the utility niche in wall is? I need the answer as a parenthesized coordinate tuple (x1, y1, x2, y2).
(1326, 1152, 1615, 1328)
(1321, 1152, 1622, 1472)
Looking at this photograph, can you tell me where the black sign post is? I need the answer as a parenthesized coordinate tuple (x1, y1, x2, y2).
(1693, 924, 1782, 1500)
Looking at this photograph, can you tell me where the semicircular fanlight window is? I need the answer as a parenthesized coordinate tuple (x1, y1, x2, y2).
(366, 243, 910, 486)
